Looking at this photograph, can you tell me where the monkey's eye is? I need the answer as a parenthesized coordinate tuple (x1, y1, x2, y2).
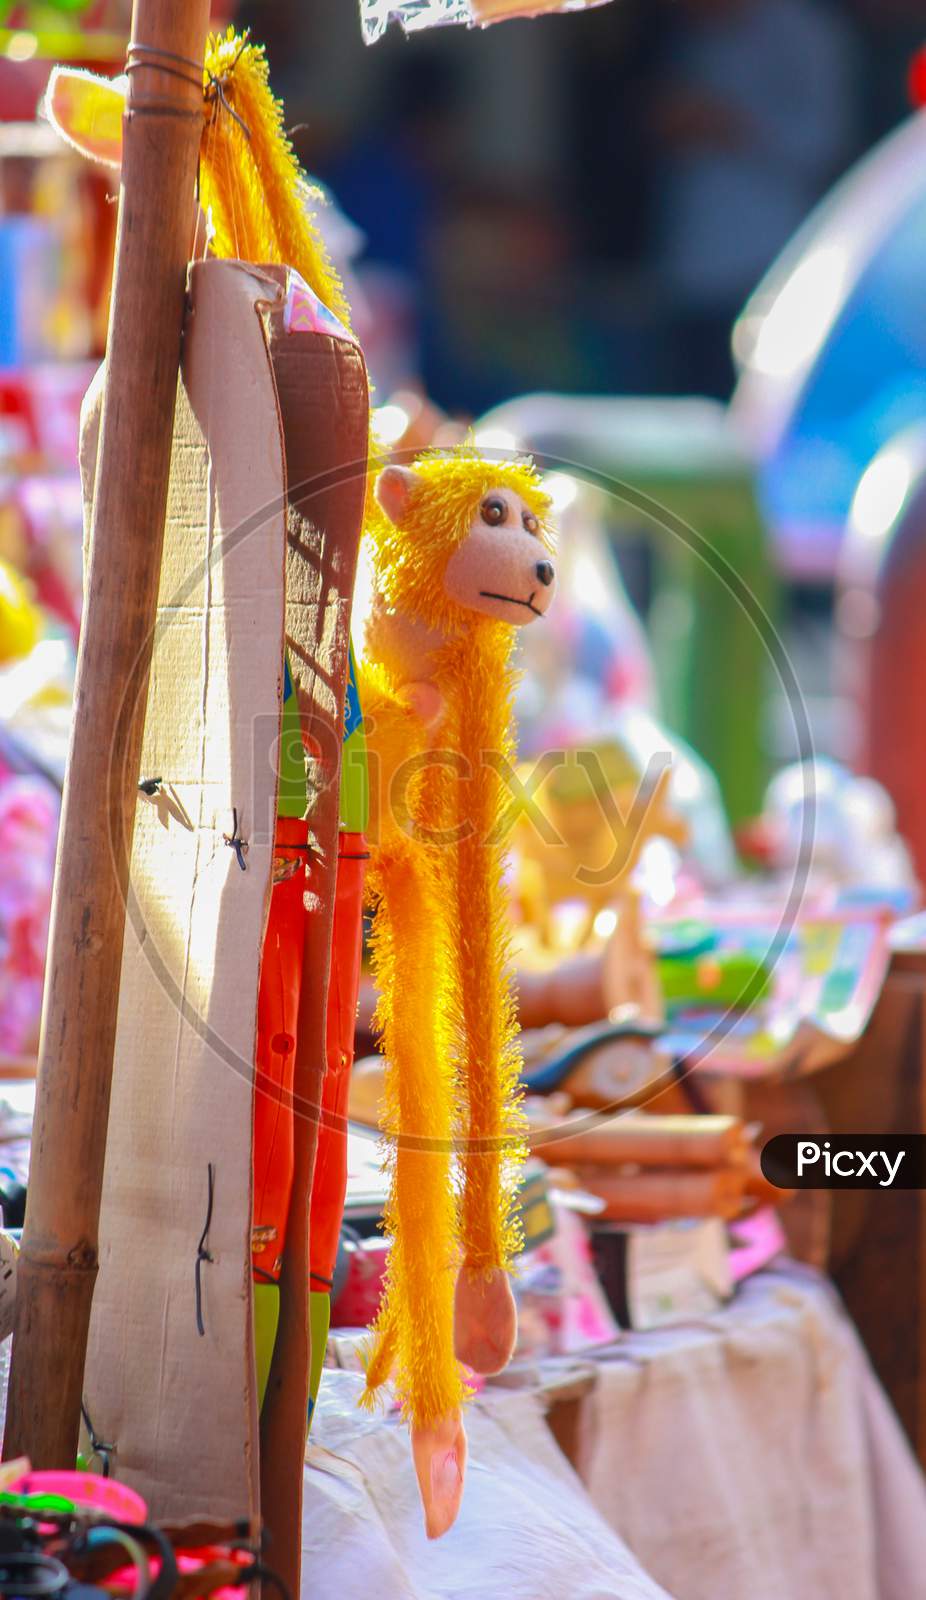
(481, 495, 507, 527)
(522, 510, 540, 536)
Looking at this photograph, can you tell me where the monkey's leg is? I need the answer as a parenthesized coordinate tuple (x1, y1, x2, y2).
(451, 805, 523, 1378)
(362, 850, 466, 1537)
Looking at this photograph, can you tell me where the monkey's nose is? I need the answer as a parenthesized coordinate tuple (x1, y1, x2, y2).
(535, 560, 555, 587)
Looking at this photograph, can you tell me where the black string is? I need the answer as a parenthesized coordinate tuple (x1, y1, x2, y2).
(194, 1162, 216, 1337)
(223, 808, 249, 872)
(240, 1562, 290, 1600)
(126, 42, 204, 74)
(80, 1400, 114, 1478)
(203, 31, 254, 142)
(204, 78, 252, 143)
(124, 57, 203, 93)
(123, 36, 255, 142)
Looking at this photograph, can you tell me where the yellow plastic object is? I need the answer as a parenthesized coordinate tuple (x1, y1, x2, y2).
(0, 562, 40, 664)
(199, 30, 352, 332)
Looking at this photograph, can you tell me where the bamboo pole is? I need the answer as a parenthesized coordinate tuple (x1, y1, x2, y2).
(4, 0, 210, 1467)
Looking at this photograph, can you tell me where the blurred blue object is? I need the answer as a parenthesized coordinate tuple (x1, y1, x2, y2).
(732, 112, 926, 581)
(0, 218, 57, 368)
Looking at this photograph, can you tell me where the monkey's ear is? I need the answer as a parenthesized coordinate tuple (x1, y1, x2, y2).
(45, 66, 126, 169)
(375, 465, 420, 527)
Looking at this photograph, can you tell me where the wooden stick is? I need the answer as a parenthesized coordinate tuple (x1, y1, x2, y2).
(532, 1113, 748, 1170)
(4, 0, 210, 1467)
(574, 1165, 747, 1223)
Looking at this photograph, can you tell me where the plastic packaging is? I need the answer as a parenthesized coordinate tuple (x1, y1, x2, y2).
(360, 0, 608, 42)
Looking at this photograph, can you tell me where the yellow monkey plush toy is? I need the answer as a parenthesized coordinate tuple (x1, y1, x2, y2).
(359, 449, 556, 1537)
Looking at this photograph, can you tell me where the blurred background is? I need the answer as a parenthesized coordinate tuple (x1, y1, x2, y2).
(1, 0, 926, 1060)
(270, 0, 916, 410)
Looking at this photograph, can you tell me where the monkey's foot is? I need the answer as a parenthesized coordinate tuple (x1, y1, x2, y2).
(411, 1409, 467, 1539)
(453, 1265, 517, 1376)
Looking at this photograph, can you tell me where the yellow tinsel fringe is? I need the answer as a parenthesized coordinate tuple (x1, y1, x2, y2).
(199, 28, 352, 331)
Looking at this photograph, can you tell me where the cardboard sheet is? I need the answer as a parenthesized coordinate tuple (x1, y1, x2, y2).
(78, 258, 369, 1566)
(80, 262, 288, 1523)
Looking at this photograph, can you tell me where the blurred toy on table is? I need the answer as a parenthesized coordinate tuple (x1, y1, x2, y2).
(0, 519, 75, 792)
(0, 560, 39, 667)
(511, 474, 738, 888)
(507, 1172, 619, 1361)
(341, 1085, 787, 1350)
(510, 737, 688, 1033)
(511, 473, 657, 739)
(512, 742, 687, 957)
(527, 1105, 788, 1332)
(528, 1107, 783, 1225)
(740, 757, 917, 902)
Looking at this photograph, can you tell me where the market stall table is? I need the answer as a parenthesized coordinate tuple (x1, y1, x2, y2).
(669, 908, 926, 1465)
(307, 1263, 926, 1600)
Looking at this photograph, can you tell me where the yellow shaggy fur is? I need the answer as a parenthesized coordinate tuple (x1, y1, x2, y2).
(360, 452, 552, 1427)
(200, 29, 353, 330)
(45, 30, 352, 329)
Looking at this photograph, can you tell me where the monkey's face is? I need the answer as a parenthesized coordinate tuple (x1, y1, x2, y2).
(373, 462, 555, 634)
(442, 488, 556, 626)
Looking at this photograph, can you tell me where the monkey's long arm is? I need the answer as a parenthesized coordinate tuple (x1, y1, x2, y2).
(359, 677, 464, 1429)
(362, 849, 462, 1424)
(445, 632, 527, 1302)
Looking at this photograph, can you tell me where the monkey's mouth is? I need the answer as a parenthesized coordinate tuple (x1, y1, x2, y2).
(479, 589, 545, 617)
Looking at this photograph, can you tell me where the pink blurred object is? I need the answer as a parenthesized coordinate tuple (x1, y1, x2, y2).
(513, 1201, 619, 1360)
(0, 778, 59, 1055)
(13, 477, 84, 638)
(728, 1207, 788, 1283)
(4, 1468, 146, 1523)
(330, 1235, 389, 1328)
(110, 1550, 252, 1599)
(0, 365, 94, 474)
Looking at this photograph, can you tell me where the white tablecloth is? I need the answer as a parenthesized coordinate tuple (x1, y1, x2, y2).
(571, 1263, 926, 1600)
(303, 1375, 669, 1599)
(302, 1264, 926, 1599)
